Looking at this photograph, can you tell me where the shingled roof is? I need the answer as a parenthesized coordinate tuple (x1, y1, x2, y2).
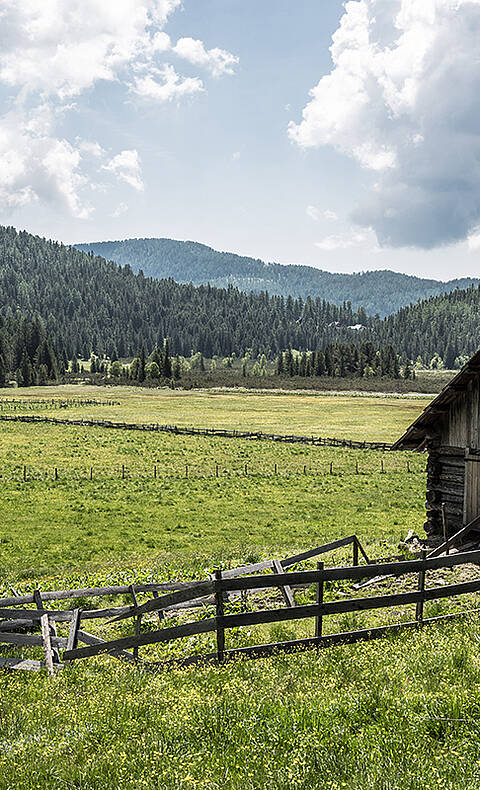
(392, 349, 480, 451)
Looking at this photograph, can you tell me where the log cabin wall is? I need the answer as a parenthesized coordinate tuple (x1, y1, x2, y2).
(425, 377, 480, 537)
(425, 446, 465, 537)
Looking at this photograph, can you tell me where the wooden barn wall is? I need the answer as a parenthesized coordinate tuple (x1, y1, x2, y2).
(425, 447, 465, 537)
(441, 378, 480, 448)
(427, 377, 480, 537)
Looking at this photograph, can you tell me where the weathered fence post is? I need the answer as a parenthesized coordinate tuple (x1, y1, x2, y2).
(66, 609, 81, 656)
(90, 466, 93, 480)
(121, 464, 125, 480)
(154, 465, 157, 479)
(54, 467, 58, 480)
(329, 461, 333, 475)
(352, 537, 359, 567)
(23, 465, 26, 482)
(214, 569, 225, 663)
(315, 562, 324, 639)
(185, 464, 188, 478)
(215, 464, 219, 478)
(244, 463, 248, 476)
(441, 502, 449, 555)
(129, 585, 141, 661)
(416, 549, 427, 625)
(274, 463, 277, 475)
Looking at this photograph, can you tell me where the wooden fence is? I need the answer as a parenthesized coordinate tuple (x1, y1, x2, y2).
(5, 458, 422, 483)
(63, 548, 480, 668)
(3, 537, 480, 674)
(0, 536, 371, 673)
(0, 399, 119, 410)
(0, 414, 392, 451)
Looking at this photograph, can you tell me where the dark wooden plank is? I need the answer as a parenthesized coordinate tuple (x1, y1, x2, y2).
(315, 562, 324, 638)
(110, 581, 214, 622)
(66, 609, 81, 654)
(280, 536, 355, 568)
(272, 559, 295, 607)
(0, 632, 67, 647)
(76, 630, 141, 664)
(64, 617, 217, 660)
(0, 608, 73, 621)
(221, 549, 480, 591)
(214, 569, 225, 663)
(416, 549, 427, 623)
(169, 608, 480, 668)
(221, 576, 480, 630)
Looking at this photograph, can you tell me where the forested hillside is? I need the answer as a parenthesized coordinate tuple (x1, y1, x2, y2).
(75, 237, 478, 317)
(0, 226, 373, 361)
(377, 286, 480, 365)
(3, 226, 480, 371)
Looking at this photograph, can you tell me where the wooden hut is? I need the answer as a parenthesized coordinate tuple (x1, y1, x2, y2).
(392, 350, 480, 540)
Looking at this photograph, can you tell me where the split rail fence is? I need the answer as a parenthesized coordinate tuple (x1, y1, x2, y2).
(0, 414, 392, 451)
(0, 399, 119, 410)
(3, 535, 480, 674)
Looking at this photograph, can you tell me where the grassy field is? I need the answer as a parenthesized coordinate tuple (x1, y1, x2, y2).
(1, 386, 479, 789)
(0, 383, 431, 439)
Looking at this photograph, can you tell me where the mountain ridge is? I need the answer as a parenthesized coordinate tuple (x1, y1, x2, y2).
(75, 236, 479, 317)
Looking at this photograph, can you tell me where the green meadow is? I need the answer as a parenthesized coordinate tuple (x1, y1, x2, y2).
(1, 386, 478, 790)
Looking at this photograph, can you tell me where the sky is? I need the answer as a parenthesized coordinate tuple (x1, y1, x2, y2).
(1, 0, 480, 280)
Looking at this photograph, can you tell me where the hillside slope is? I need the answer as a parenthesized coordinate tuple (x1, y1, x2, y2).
(0, 226, 372, 360)
(76, 237, 478, 316)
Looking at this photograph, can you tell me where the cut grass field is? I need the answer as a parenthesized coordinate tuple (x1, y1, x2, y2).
(1, 386, 478, 790)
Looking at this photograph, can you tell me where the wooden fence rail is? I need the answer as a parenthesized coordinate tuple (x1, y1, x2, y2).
(6, 539, 478, 674)
(0, 414, 392, 451)
(62, 548, 480, 667)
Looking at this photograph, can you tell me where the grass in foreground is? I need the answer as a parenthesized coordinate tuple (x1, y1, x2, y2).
(3, 390, 473, 790)
(2, 620, 480, 790)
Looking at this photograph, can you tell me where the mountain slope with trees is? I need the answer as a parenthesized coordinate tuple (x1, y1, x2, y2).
(2, 225, 480, 378)
(75, 237, 479, 317)
(0, 225, 377, 362)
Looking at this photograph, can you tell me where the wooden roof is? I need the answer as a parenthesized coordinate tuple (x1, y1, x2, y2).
(392, 349, 480, 451)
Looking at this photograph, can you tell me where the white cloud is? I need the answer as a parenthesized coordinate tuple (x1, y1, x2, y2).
(290, 0, 480, 249)
(173, 37, 239, 77)
(102, 149, 144, 191)
(78, 140, 105, 158)
(467, 229, 480, 252)
(112, 202, 129, 217)
(323, 209, 338, 221)
(0, 0, 237, 217)
(0, 1, 182, 99)
(232, 151, 241, 161)
(314, 227, 381, 253)
(134, 64, 204, 102)
(315, 230, 370, 251)
(306, 205, 338, 222)
(0, 106, 90, 218)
